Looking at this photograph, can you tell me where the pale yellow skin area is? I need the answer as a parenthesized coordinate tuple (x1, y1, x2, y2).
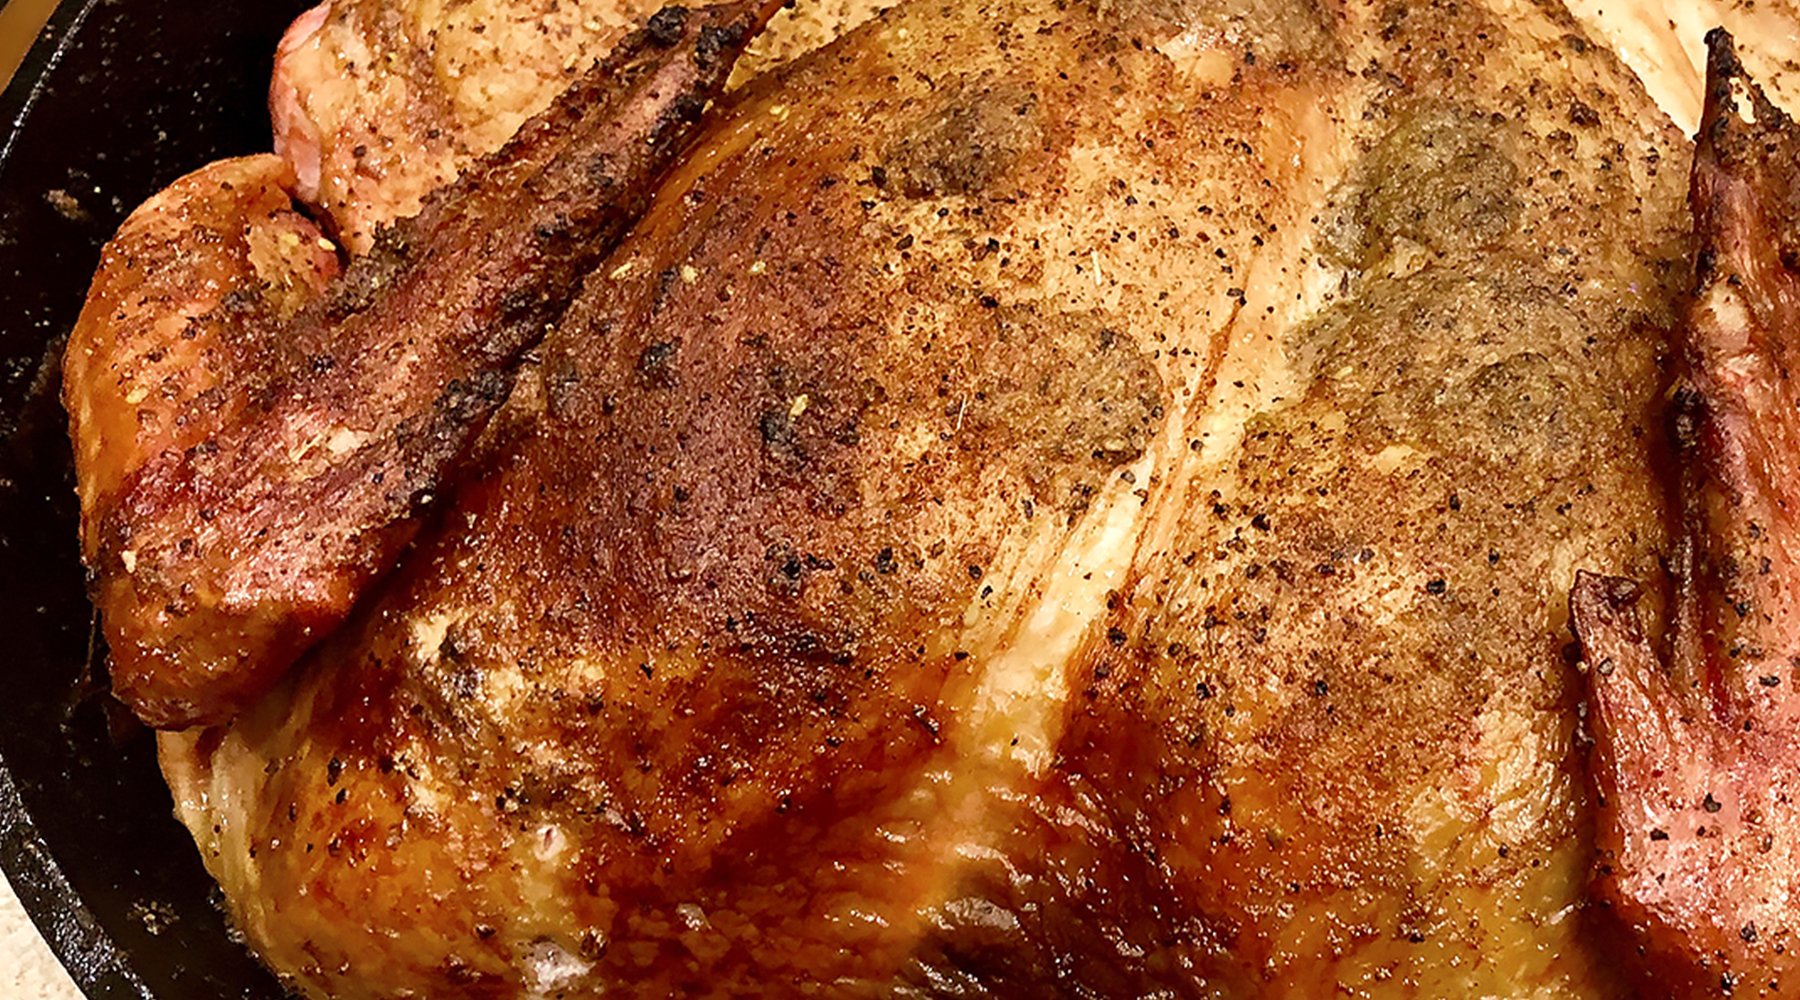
(1564, 0, 1800, 129)
(95, 0, 1800, 996)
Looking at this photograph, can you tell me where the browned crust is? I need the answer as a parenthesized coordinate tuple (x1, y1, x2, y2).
(71, 1, 785, 728)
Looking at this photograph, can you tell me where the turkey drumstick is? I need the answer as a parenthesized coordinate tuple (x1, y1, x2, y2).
(65, 0, 782, 729)
(1573, 29, 1800, 998)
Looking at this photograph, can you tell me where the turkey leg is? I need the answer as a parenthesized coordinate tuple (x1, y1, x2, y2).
(68, 0, 782, 729)
(1573, 29, 1800, 997)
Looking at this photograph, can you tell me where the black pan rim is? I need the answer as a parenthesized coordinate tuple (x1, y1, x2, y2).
(1, 0, 105, 164)
(0, 766, 148, 999)
(1, 2, 160, 996)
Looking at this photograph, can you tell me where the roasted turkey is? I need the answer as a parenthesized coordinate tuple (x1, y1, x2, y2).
(55, 0, 1800, 995)
(267, 0, 884, 252)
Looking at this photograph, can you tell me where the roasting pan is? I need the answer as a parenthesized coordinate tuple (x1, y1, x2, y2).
(0, 1, 312, 995)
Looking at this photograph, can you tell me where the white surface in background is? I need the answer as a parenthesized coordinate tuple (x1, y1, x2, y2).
(2, 871, 82, 1000)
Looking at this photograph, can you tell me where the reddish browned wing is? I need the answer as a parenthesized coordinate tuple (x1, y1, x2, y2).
(64, 154, 341, 556)
(1573, 30, 1800, 998)
(69, 1, 783, 729)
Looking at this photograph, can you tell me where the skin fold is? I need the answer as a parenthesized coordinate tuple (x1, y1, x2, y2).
(67, 1, 781, 728)
(88, 0, 1741, 993)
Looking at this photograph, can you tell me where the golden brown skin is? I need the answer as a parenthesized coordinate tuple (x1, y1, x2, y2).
(61, 154, 344, 689)
(271, 0, 886, 252)
(149, 0, 1701, 995)
(959, 0, 1685, 991)
(64, 155, 340, 540)
(71, 1, 779, 728)
(1572, 32, 1800, 999)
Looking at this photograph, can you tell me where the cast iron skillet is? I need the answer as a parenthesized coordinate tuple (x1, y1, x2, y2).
(0, 0, 310, 995)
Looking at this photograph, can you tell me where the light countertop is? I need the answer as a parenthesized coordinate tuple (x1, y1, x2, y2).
(2, 871, 83, 1000)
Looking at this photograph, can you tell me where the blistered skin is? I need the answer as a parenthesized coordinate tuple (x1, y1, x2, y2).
(72, 2, 778, 729)
(270, 0, 887, 252)
(155, 0, 1701, 995)
(1572, 33, 1800, 998)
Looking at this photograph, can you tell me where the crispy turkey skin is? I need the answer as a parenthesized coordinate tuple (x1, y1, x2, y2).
(68, 1, 779, 728)
(59, 0, 1800, 995)
(127, 0, 1702, 993)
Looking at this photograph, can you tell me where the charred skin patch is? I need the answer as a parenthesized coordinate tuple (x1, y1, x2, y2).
(880, 80, 1045, 200)
(1107, 0, 1340, 69)
(1321, 103, 1523, 268)
(958, 304, 1166, 517)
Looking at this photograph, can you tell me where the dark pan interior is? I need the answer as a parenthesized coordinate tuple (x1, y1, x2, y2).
(0, 1, 309, 996)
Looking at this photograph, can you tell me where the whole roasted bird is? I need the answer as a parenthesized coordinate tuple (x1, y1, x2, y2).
(57, 0, 1800, 995)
